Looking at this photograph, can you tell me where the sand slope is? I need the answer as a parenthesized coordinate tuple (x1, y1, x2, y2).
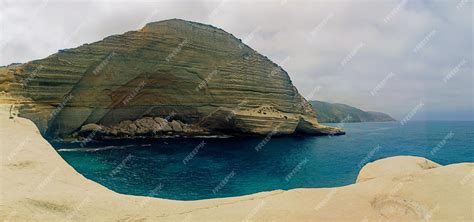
(0, 107, 473, 221)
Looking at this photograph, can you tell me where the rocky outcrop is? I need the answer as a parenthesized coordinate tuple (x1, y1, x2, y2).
(76, 117, 208, 139)
(0, 19, 344, 139)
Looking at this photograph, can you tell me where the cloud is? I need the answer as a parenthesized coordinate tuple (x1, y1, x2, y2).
(1, 0, 472, 119)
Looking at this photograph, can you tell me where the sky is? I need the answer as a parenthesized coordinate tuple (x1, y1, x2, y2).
(1, 0, 473, 120)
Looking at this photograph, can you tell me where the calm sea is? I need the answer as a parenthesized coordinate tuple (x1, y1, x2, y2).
(52, 121, 474, 200)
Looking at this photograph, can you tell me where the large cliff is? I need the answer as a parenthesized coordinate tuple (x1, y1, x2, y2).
(0, 19, 343, 139)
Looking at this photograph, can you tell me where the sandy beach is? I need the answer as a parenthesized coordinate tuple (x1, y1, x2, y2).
(1, 106, 473, 221)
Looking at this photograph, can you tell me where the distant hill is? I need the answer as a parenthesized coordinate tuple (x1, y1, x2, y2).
(310, 100, 396, 123)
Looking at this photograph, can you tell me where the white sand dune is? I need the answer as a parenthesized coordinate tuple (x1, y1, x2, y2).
(1, 106, 473, 221)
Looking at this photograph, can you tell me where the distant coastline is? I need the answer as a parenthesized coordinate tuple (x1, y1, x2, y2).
(310, 100, 396, 123)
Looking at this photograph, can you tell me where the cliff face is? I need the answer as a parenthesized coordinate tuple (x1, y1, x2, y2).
(0, 19, 343, 139)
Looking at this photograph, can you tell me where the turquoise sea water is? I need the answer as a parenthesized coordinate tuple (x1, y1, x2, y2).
(53, 121, 474, 200)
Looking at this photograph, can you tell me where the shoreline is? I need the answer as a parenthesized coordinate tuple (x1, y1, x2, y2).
(1, 106, 473, 221)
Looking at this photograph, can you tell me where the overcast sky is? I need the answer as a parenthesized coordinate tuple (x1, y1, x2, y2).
(1, 0, 472, 120)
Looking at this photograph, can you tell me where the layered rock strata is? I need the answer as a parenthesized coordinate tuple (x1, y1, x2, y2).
(0, 19, 344, 139)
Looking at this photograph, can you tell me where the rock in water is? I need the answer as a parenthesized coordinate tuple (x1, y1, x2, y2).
(0, 19, 344, 139)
